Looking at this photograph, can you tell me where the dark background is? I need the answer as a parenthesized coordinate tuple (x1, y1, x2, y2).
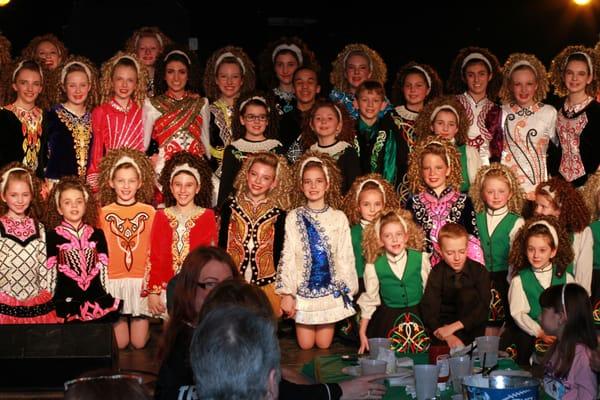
(1, 0, 600, 93)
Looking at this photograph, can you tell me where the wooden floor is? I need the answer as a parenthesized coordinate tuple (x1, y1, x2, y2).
(0, 321, 356, 399)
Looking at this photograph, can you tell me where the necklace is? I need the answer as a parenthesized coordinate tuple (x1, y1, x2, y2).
(304, 204, 329, 214)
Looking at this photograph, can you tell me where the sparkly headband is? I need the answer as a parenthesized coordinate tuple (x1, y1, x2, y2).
(60, 61, 92, 85)
(300, 156, 329, 183)
(356, 179, 386, 203)
(215, 52, 246, 74)
(115, 55, 141, 75)
(134, 32, 163, 49)
(430, 105, 460, 124)
(170, 163, 201, 185)
(374, 211, 408, 242)
(109, 156, 142, 180)
(0, 167, 32, 194)
(64, 373, 143, 391)
(508, 60, 537, 77)
(565, 51, 594, 76)
(529, 220, 559, 247)
(239, 96, 270, 113)
(272, 44, 303, 65)
(461, 52, 493, 72)
(424, 140, 451, 167)
(343, 50, 373, 71)
(54, 183, 89, 208)
(410, 65, 431, 88)
(163, 50, 191, 65)
(12, 60, 43, 82)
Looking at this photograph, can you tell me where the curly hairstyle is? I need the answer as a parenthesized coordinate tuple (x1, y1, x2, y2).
(414, 95, 469, 146)
(123, 26, 172, 55)
(534, 177, 590, 234)
(158, 151, 213, 208)
(99, 51, 148, 106)
(446, 47, 502, 100)
(391, 61, 443, 105)
(20, 34, 68, 66)
(549, 45, 600, 98)
(499, 53, 549, 105)
(291, 150, 342, 209)
(0, 34, 12, 106)
(46, 176, 98, 229)
(509, 215, 573, 278)
(203, 46, 256, 102)
(153, 45, 201, 96)
(341, 173, 400, 225)
(0, 162, 44, 221)
(233, 152, 293, 210)
(258, 36, 319, 89)
(362, 208, 425, 264)
(469, 163, 525, 214)
(407, 138, 463, 193)
(54, 55, 100, 111)
(300, 99, 356, 149)
(581, 171, 600, 221)
(0, 34, 11, 68)
(97, 148, 156, 206)
(230, 91, 279, 140)
(3, 58, 44, 106)
(329, 43, 387, 93)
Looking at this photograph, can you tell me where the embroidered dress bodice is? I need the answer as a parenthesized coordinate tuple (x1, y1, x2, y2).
(556, 97, 593, 182)
(5, 104, 43, 170)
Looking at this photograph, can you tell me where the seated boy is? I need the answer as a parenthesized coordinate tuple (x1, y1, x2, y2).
(420, 223, 491, 349)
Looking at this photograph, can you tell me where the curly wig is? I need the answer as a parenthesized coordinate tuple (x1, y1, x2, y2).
(291, 150, 342, 209)
(233, 152, 294, 210)
(341, 173, 400, 225)
(392, 61, 443, 105)
(158, 151, 213, 208)
(258, 36, 319, 90)
(581, 171, 600, 221)
(469, 163, 525, 214)
(509, 215, 573, 278)
(534, 177, 590, 234)
(46, 176, 98, 229)
(124, 26, 172, 55)
(407, 138, 463, 194)
(99, 51, 148, 106)
(0, 34, 12, 106)
(549, 45, 600, 98)
(329, 43, 387, 93)
(203, 46, 256, 102)
(0, 34, 11, 68)
(20, 34, 68, 66)
(300, 99, 356, 149)
(362, 208, 425, 264)
(446, 46, 502, 100)
(231, 91, 279, 140)
(153, 45, 201, 96)
(3, 58, 45, 106)
(499, 53, 549, 105)
(54, 55, 100, 111)
(0, 162, 44, 221)
(414, 95, 469, 146)
(98, 148, 156, 206)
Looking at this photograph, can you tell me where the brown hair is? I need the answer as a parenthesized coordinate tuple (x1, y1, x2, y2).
(470, 163, 525, 214)
(292, 151, 342, 209)
(99, 52, 148, 106)
(438, 222, 469, 247)
(158, 151, 213, 208)
(20, 34, 68, 64)
(300, 99, 356, 149)
(0, 34, 12, 106)
(56, 55, 100, 111)
(329, 43, 387, 93)
(258, 36, 319, 89)
(355, 80, 386, 99)
(391, 61, 442, 105)
(414, 95, 469, 146)
(203, 46, 256, 102)
(407, 139, 463, 193)
(46, 176, 98, 229)
(509, 215, 573, 278)
(153, 45, 201, 96)
(0, 162, 44, 221)
(341, 173, 400, 225)
(581, 171, 600, 221)
(535, 177, 590, 233)
(500, 53, 549, 105)
(446, 46, 502, 100)
(549, 45, 599, 98)
(3, 58, 44, 106)
(231, 91, 279, 140)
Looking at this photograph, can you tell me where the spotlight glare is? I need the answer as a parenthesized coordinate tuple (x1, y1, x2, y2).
(0, 0, 10, 6)
(574, 0, 591, 5)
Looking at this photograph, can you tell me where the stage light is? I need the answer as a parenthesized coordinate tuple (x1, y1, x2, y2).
(574, 0, 591, 5)
(0, 0, 10, 6)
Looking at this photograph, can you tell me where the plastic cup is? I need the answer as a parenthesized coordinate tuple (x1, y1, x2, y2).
(360, 358, 387, 376)
(476, 336, 500, 368)
(449, 355, 471, 392)
(414, 364, 440, 400)
(368, 337, 391, 359)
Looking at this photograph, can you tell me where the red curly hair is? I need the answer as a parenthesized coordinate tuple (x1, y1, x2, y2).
(534, 177, 590, 233)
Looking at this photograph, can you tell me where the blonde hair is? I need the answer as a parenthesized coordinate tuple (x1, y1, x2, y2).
(0, 162, 43, 221)
(55, 55, 100, 111)
(341, 173, 399, 225)
(99, 52, 148, 106)
(581, 171, 600, 221)
(469, 163, 524, 213)
(203, 46, 256, 102)
(329, 43, 387, 93)
(407, 138, 463, 193)
(291, 151, 342, 209)
(499, 53, 549, 105)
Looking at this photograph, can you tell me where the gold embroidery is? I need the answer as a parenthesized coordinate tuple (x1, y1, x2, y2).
(56, 106, 92, 177)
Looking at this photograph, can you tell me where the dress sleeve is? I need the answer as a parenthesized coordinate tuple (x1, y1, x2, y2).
(216, 145, 238, 209)
(335, 212, 358, 296)
(94, 228, 109, 291)
(462, 196, 485, 265)
(357, 263, 381, 319)
(275, 211, 299, 296)
(204, 209, 218, 246)
(87, 106, 107, 190)
(564, 345, 598, 400)
(37, 225, 55, 294)
(143, 211, 171, 296)
(338, 147, 362, 194)
(420, 266, 443, 333)
(547, 106, 558, 145)
(508, 275, 542, 337)
(200, 98, 211, 160)
(573, 227, 593, 295)
(143, 98, 161, 150)
(273, 210, 287, 268)
(421, 252, 432, 289)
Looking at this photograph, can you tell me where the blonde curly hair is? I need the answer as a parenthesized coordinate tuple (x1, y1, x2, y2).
(341, 173, 400, 225)
(581, 171, 600, 221)
(362, 208, 425, 264)
(99, 51, 148, 106)
(258, 36, 319, 89)
(499, 53, 549, 105)
(407, 138, 463, 193)
(549, 45, 600, 98)
(0, 162, 44, 221)
(446, 46, 502, 100)
(291, 150, 342, 209)
(54, 55, 100, 111)
(534, 177, 590, 234)
(391, 61, 443, 105)
(414, 95, 469, 146)
(469, 163, 525, 214)
(98, 148, 156, 206)
(123, 26, 172, 55)
(329, 43, 387, 93)
(203, 46, 256, 102)
(233, 152, 293, 210)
